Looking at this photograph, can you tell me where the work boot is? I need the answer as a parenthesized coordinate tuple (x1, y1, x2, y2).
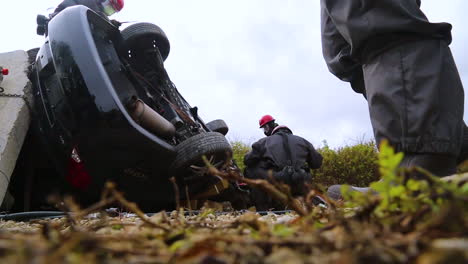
(400, 154, 457, 177)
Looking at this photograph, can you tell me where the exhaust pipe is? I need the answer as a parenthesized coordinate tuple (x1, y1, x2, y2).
(129, 98, 176, 138)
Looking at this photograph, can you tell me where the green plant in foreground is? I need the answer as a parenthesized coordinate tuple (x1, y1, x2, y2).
(341, 140, 468, 220)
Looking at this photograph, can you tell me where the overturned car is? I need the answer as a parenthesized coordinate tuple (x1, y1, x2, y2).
(8, 5, 243, 211)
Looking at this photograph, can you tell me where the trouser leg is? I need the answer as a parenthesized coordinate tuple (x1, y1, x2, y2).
(363, 39, 464, 176)
(244, 166, 283, 210)
(457, 122, 468, 164)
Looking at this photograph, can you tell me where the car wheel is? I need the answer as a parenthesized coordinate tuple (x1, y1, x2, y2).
(121, 22, 170, 61)
(171, 132, 232, 173)
(206, 119, 229, 135)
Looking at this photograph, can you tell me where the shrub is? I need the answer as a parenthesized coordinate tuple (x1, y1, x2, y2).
(231, 141, 251, 172)
(311, 141, 380, 187)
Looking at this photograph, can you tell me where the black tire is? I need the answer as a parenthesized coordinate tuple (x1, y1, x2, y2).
(206, 119, 229, 135)
(171, 132, 232, 173)
(121, 22, 170, 61)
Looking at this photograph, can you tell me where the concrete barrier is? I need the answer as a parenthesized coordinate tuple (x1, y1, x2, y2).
(0, 50, 31, 205)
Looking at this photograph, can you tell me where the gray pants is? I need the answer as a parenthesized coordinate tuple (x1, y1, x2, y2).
(363, 39, 464, 156)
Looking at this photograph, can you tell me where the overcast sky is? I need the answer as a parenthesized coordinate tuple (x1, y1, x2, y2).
(0, 0, 466, 148)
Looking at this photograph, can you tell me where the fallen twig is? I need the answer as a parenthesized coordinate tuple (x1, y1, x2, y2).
(105, 182, 170, 232)
(202, 156, 308, 216)
(170, 177, 181, 211)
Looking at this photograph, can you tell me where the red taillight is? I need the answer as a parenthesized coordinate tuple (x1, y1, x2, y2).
(1, 68, 8, 75)
(66, 148, 91, 190)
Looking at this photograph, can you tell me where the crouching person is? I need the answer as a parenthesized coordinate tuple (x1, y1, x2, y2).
(244, 115, 323, 210)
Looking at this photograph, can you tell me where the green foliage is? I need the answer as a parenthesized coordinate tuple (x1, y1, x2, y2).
(196, 208, 215, 220)
(231, 140, 251, 171)
(112, 224, 123, 230)
(271, 224, 295, 238)
(311, 141, 379, 187)
(342, 139, 468, 221)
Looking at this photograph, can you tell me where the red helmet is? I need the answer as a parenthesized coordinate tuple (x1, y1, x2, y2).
(259, 115, 275, 128)
(101, 0, 124, 16)
(110, 0, 125, 11)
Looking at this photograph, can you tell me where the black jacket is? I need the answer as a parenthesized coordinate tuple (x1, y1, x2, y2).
(320, 0, 452, 93)
(244, 126, 323, 171)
